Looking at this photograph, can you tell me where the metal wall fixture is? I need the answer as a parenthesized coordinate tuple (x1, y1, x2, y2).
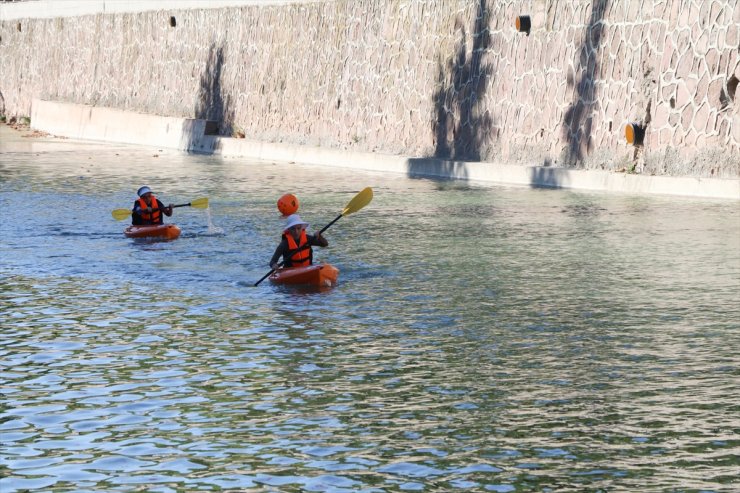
(516, 15, 531, 35)
(625, 123, 646, 146)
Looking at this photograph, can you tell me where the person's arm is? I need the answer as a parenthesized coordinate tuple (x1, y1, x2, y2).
(133, 201, 156, 214)
(309, 232, 328, 247)
(270, 239, 287, 269)
(158, 199, 173, 216)
(131, 201, 143, 225)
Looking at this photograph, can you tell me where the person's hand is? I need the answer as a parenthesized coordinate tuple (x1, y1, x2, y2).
(270, 262, 278, 270)
(315, 231, 322, 239)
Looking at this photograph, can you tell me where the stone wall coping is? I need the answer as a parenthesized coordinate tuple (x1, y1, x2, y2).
(0, 0, 328, 21)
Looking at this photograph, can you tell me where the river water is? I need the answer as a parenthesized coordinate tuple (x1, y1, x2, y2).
(1, 127, 739, 492)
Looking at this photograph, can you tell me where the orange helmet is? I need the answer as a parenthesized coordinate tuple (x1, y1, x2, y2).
(277, 193, 299, 216)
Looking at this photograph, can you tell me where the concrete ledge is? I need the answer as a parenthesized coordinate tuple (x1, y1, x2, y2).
(210, 137, 740, 200)
(30, 99, 740, 200)
(31, 99, 210, 150)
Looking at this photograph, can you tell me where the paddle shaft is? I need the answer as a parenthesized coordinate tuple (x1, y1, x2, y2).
(112, 197, 208, 220)
(319, 214, 342, 235)
(139, 201, 195, 212)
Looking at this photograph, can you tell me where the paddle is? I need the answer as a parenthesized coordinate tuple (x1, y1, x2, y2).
(253, 187, 373, 286)
(111, 197, 209, 220)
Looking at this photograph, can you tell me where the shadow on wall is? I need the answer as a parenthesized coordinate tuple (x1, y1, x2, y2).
(423, 0, 495, 181)
(562, 0, 608, 167)
(407, 157, 469, 180)
(181, 43, 235, 148)
(528, 166, 571, 189)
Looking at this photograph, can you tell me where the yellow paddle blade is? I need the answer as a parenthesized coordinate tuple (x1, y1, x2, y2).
(111, 208, 132, 221)
(341, 187, 373, 216)
(189, 197, 209, 209)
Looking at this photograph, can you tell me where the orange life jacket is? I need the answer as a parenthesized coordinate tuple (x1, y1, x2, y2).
(137, 195, 161, 223)
(284, 230, 311, 267)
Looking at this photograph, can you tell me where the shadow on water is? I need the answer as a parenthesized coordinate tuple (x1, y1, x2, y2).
(413, 0, 494, 181)
(562, 0, 608, 167)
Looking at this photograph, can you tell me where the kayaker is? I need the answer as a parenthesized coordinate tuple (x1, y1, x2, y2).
(270, 214, 328, 269)
(131, 186, 173, 225)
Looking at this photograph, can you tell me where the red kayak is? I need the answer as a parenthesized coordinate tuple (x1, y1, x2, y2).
(269, 263, 339, 287)
(124, 224, 181, 240)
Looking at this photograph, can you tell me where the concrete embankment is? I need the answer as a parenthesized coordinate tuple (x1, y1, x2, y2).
(29, 99, 740, 199)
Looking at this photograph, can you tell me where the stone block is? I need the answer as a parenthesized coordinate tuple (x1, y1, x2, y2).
(652, 101, 671, 129)
(693, 101, 710, 132)
(685, 127, 698, 146)
(727, 22, 738, 47)
(707, 77, 725, 109)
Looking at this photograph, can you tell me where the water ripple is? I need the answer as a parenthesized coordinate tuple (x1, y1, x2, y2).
(1, 134, 738, 491)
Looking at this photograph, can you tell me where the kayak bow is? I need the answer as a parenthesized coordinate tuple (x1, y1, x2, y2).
(269, 263, 339, 287)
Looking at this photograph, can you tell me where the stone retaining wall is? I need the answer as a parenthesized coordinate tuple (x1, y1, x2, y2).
(1, 0, 739, 177)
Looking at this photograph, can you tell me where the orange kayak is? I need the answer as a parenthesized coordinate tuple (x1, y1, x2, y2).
(269, 263, 339, 287)
(124, 224, 181, 240)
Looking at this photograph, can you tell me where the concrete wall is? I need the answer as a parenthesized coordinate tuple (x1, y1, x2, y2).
(1, 0, 739, 178)
(28, 99, 739, 199)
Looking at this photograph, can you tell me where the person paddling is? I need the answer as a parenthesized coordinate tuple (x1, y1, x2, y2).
(132, 186, 173, 225)
(270, 214, 328, 269)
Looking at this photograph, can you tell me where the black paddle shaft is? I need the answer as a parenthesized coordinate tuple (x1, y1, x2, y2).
(319, 214, 342, 234)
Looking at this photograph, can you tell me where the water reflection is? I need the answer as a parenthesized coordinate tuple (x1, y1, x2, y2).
(1, 128, 739, 491)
